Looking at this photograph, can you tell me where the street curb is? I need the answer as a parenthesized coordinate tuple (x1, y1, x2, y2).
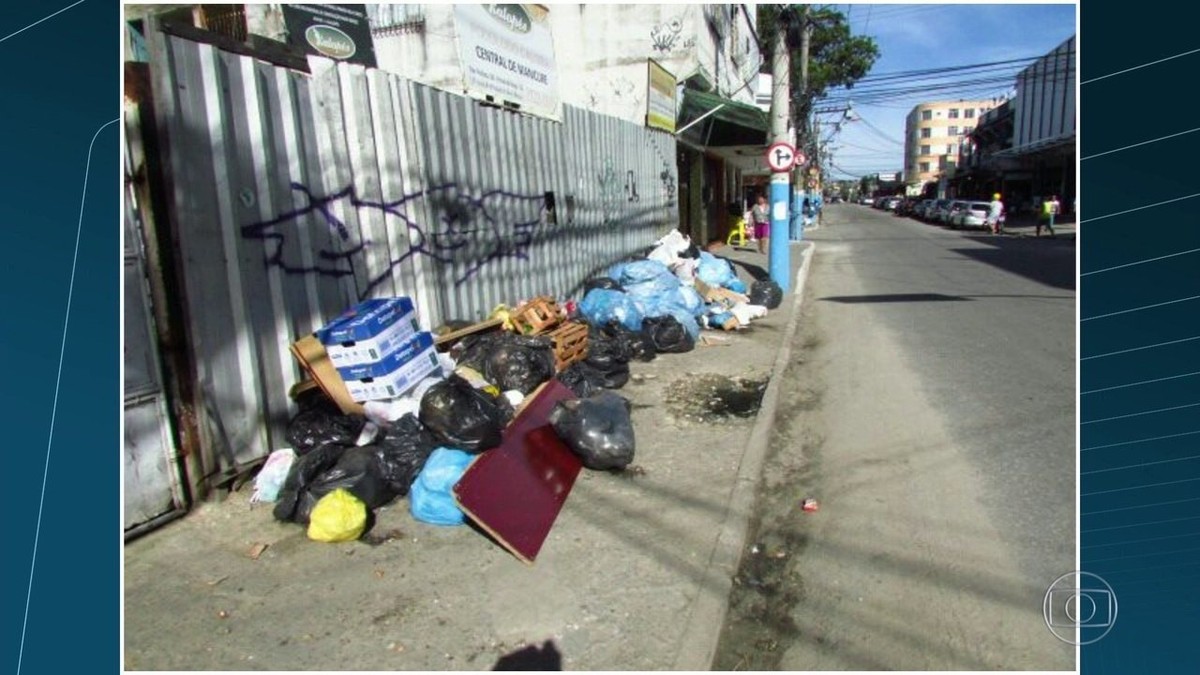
(671, 241, 816, 670)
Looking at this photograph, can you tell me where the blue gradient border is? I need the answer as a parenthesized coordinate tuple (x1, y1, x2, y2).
(1081, 4, 1200, 674)
(1, 1, 120, 673)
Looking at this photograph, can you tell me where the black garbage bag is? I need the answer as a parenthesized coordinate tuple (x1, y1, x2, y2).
(456, 332, 556, 394)
(419, 375, 507, 453)
(583, 277, 624, 294)
(373, 413, 440, 496)
(273, 443, 344, 524)
(307, 445, 397, 509)
(549, 391, 636, 471)
(749, 279, 784, 310)
(556, 361, 607, 398)
(678, 241, 701, 259)
(584, 325, 633, 389)
(613, 326, 656, 362)
(641, 316, 695, 354)
(285, 388, 365, 454)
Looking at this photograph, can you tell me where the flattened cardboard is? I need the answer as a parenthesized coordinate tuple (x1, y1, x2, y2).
(290, 335, 365, 416)
(453, 380, 581, 564)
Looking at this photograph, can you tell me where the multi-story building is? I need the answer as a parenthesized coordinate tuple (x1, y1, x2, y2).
(950, 35, 1076, 216)
(904, 98, 1001, 192)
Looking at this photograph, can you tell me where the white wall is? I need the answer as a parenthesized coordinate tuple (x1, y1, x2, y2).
(369, 4, 761, 126)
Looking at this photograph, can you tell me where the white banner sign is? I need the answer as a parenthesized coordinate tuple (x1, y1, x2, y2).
(454, 4, 560, 119)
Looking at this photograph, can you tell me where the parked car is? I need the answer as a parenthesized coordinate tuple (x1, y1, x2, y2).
(917, 199, 937, 220)
(860, 197, 875, 206)
(928, 199, 953, 222)
(950, 201, 992, 229)
(942, 200, 970, 225)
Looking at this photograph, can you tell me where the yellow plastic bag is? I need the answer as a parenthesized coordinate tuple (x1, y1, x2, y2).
(307, 489, 367, 543)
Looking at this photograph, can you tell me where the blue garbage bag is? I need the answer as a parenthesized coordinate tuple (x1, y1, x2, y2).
(410, 447, 474, 526)
(579, 288, 644, 332)
(615, 259, 675, 287)
(697, 252, 737, 288)
(726, 278, 748, 294)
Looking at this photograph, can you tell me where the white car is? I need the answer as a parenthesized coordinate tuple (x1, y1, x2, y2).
(951, 201, 992, 229)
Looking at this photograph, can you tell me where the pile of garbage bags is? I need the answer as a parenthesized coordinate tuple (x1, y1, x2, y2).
(577, 230, 774, 340)
(255, 228, 779, 542)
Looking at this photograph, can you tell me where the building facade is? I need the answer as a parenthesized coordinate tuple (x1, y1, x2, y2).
(950, 36, 1076, 216)
(368, 4, 766, 245)
(904, 98, 1000, 191)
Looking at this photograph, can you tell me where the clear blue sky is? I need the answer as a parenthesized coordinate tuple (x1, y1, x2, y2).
(821, 2, 1078, 180)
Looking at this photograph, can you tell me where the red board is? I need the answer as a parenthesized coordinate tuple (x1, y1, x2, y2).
(453, 380, 582, 564)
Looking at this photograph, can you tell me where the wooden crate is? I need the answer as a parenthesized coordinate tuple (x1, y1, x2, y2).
(547, 321, 589, 370)
(510, 296, 562, 336)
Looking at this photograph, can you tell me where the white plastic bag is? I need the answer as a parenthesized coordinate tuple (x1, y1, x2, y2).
(251, 448, 296, 504)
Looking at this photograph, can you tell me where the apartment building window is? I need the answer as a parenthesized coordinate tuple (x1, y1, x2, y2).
(948, 108, 959, 119)
(920, 145, 931, 155)
(947, 144, 955, 154)
(920, 128, 931, 139)
(948, 125, 959, 136)
(921, 109, 932, 121)
(964, 125, 973, 135)
(964, 108, 975, 118)
(919, 162, 931, 173)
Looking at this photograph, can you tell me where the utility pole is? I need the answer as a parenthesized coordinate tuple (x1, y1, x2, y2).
(768, 6, 794, 291)
(789, 6, 812, 241)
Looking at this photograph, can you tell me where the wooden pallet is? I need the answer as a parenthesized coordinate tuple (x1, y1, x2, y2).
(510, 296, 562, 336)
(547, 321, 589, 370)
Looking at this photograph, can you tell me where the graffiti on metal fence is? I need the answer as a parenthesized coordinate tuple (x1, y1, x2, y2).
(650, 137, 677, 206)
(241, 182, 548, 297)
(625, 170, 640, 203)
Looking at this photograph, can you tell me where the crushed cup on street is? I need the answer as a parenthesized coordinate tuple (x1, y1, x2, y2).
(802, 497, 820, 513)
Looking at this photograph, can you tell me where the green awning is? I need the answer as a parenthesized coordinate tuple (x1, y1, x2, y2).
(677, 88, 769, 148)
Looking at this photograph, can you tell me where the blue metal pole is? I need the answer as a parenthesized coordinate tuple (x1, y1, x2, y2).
(769, 174, 790, 292)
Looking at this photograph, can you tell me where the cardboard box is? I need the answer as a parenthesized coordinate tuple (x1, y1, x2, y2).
(316, 297, 421, 369)
(290, 335, 365, 416)
(339, 332, 442, 403)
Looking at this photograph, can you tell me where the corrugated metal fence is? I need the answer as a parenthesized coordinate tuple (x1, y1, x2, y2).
(144, 29, 678, 488)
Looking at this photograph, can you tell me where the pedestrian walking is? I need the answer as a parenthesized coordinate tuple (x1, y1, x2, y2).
(751, 194, 770, 254)
(987, 192, 1005, 234)
(1038, 194, 1060, 238)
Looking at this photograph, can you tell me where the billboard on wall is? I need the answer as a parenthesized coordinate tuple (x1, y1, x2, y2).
(453, 4, 560, 119)
(646, 59, 677, 133)
(281, 4, 377, 68)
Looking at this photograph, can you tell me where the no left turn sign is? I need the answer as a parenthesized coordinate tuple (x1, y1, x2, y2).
(766, 142, 802, 172)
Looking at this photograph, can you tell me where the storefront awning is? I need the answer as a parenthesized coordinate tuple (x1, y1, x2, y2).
(677, 88, 769, 148)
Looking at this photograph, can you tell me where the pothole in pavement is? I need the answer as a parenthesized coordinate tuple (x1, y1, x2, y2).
(663, 373, 770, 423)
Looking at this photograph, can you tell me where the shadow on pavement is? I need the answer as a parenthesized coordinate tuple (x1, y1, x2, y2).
(949, 238, 1077, 292)
(493, 640, 562, 670)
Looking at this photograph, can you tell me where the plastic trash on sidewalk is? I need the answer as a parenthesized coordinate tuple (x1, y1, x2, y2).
(419, 375, 507, 453)
(410, 447, 474, 526)
(373, 413, 439, 496)
(307, 489, 367, 542)
(549, 391, 637, 471)
(251, 448, 296, 504)
(731, 303, 769, 326)
(642, 315, 696, 353)
(578, 288, 644, 332)
(285, 388, 365, 455)
(555, 361, 608, 398)
(749, 279, 784, 309)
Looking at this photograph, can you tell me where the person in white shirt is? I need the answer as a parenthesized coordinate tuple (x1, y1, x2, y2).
(987, 193, 1005, 235)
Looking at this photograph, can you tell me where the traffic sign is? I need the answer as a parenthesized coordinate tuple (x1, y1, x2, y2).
(766, 142, 799, 172)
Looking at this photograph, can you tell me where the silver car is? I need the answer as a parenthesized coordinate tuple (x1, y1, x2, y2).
(951, 201, 992, 229)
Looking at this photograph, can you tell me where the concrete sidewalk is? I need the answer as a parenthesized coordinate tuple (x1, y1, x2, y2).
(124, 243, 814, 671)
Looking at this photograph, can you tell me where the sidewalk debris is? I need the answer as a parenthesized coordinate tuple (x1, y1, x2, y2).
(549, 391, 636, 471)
(802, 497, 820, 513)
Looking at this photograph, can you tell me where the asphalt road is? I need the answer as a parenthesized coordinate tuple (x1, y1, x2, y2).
(716, 203, 1076, 670)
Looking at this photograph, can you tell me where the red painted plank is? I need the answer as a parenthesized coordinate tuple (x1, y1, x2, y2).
(453, 380, 582, 564)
